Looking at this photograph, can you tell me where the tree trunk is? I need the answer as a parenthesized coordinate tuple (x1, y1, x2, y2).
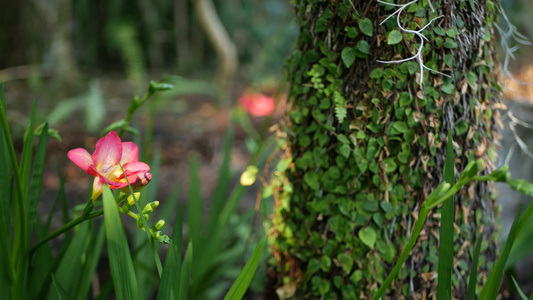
(192, 0, 238, 102)
(268, 1, 502, 299)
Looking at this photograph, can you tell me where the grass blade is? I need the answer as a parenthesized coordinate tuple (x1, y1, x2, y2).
(223, 236, 267, 300)
(466, 234, 483, 300)
(178, 242, 193, 300)
(51, 273, 68, 300)
(437, 132, 455, 300)
(188, 154, 202, 248)
(480, 204, 523, 300)
(157, 203, 183, 300)
(27, 123, 48, 244)
(46, 221, 90, 299)
(19, 101, 36, 196)
(206, 126, 233, 237)
(102, 184, 138, 300)
(511, 276, 528, 300)
(76, 223, 106, 299)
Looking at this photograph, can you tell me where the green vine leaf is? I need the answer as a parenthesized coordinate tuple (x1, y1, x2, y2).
(359, 227, 377, 249)
(358, 18, 373, 37)
(341, 47, 356, 68)
(387, 30, 403, 45)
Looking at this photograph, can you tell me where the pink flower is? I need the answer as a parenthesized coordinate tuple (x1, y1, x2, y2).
(238, 93, 275, 116)
(68, 131, 152, 201)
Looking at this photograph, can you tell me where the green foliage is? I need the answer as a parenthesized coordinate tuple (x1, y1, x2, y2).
(0, 82, 264, 300)
(270, 0, 502, 298)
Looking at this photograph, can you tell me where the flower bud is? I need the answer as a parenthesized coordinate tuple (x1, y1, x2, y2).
(142, 201, 159, 214)
(151, 220, 165, 231)
(127, 192, 141, 206)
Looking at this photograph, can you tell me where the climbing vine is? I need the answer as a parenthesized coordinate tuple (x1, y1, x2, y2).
(267, 0, 503, 299)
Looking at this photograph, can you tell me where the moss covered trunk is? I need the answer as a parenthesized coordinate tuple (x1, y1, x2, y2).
(268, 1, 503, 299)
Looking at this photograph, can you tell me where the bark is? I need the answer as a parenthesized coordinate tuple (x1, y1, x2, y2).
(192, 0, 238, 100)
(175, 0, 190, 70)
(268, 1, 503, 299)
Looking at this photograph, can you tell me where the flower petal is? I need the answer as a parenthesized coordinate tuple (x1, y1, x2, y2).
(91, 177, 105, 201)
(68, 148, 97, 176)
(120, 142, 139, 164)
(92, 131, 122, 173)
(122, 161, 150, 176)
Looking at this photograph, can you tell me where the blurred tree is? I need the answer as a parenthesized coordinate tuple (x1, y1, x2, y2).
(193, 0, 238, 101)
(268, 1, 503, 299)
(33, 0, 79, 87)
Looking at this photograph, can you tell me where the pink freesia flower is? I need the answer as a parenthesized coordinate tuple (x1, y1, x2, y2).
(68, 131, 152, 201)
(238, 93, 275, 116)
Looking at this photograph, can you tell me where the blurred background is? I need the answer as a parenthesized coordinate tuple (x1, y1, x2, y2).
(0, 0, 298, 211)
(2, 0, 533, 298)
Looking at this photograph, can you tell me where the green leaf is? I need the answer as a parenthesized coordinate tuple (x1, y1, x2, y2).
(102, 185, 138, 300)
(51, 274, 68, 300)
(304, 172, 320, 191)
(511, 276, 528, 300)
(358, 227, 377, 249)
(358, 18, 373, 37)
(48, 221, 90, 298)
(370, 68, 384, 79)
(466, 71, 477, 88)
(27, 123, 48, 244)
(178, 242, 193, 300)
(223, 236, 267, 300)
(341, 47, 356, 68)
(479, 205, 523, 300)
(441, 83, 455, 95)
(387, 30, 403, 45)
(338, 253, 354, 274)
(345, 26, 358, 38)
(444, 38, 458, 49)
(466, 235, 483, 300)
(157, 204, 183, 300)
(392, 121, 408, 134)
(356, 40, 370, 55)
(188, 155, 202, 251)
(76, 224, 106, 299)
(437, 132, 455, 300)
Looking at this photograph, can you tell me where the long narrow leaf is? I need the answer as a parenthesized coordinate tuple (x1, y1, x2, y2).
(178, 242, 193, 300)
(157, 203, 183, 300)
(437, 132, 455, 300)
(206, 126, 233, 237)
(76, 223, 106, 299)
(511, 276, 528, 300)
(46, 222, 90, 299)
(102, 185, 138, 300)
(466, 234, 483, 300)
(188, 155, 202, 248)
(0, 85, 12, 225)
(20, 101, 36, 196)
(27, 123, 48, 243)
(51, 273, 68, 300)
(223, 236, 267, 300)
(480, 204, 523, 300)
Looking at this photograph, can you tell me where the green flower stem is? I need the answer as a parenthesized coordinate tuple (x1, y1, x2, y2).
(119, 163, 163, 277)
(29, 210, 104, 255)
(374, 163, 507, 299)
(373, 204, 430, 300)
(119, 89, 155, 138)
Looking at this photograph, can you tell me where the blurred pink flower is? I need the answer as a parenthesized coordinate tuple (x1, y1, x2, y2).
(68, 131, 152, 201)
(238, 93, 275, 116)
